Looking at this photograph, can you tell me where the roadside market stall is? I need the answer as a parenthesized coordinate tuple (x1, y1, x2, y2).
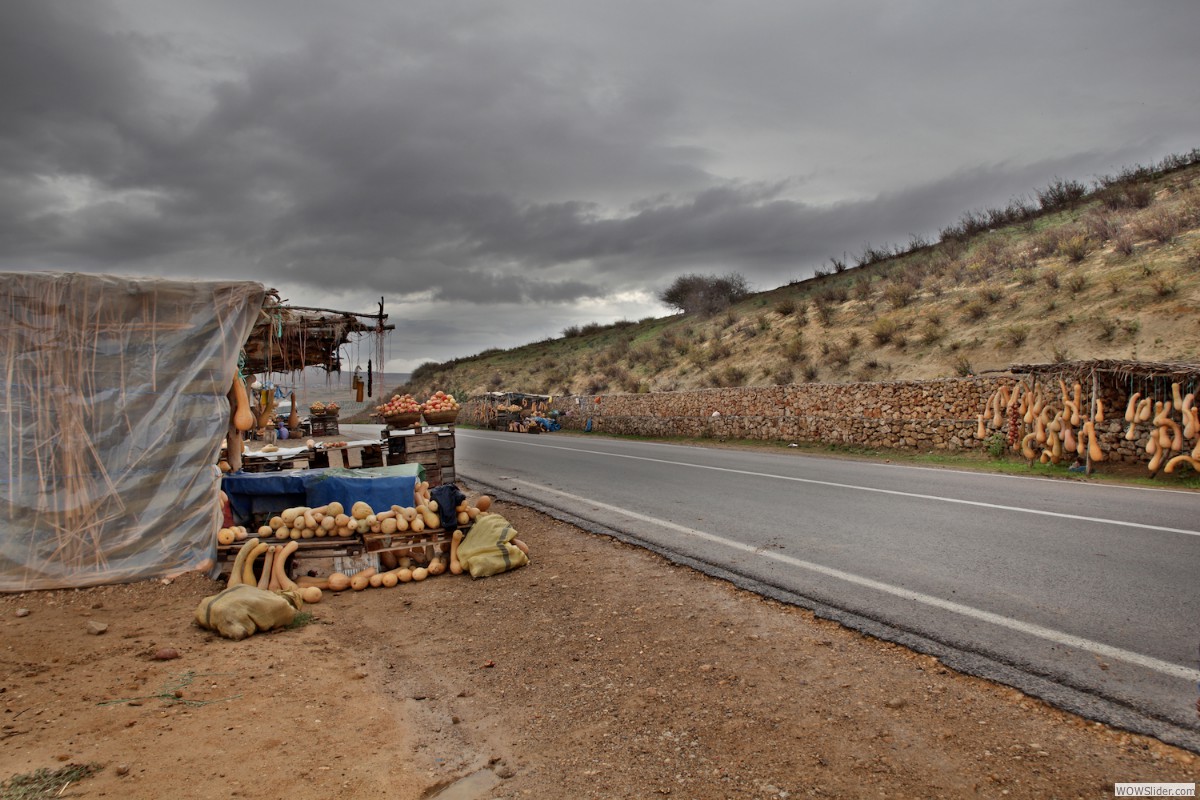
(982, 359, 1200, 474)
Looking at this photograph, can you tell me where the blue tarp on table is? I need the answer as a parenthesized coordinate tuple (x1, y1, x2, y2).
(303, 466, 421, 514)
(221, 464, 423, 525)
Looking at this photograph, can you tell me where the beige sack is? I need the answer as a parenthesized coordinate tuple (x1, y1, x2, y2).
(194, 584, 302, 641)
(457, 513, 529, 579)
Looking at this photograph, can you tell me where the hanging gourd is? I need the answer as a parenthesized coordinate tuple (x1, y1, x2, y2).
(232, 375, 254, 432)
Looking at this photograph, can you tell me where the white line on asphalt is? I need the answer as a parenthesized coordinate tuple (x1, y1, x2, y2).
(456, 433, 1200, 538)
(501, 475, 1200, 683)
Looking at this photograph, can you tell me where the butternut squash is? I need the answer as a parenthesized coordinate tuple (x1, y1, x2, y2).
(327, 572, 351, 591)
(1082, 421, 1103, 462)
(259, 545, 276, 590)
(273, 541, 299, 592)
(1020, 432, 1037, 461)
(975, 414, 986, 440)
(474, 495, 492, 512)
(232, 375, 254, 432)
(1148, 446, 1164, 473)
(1124, 392, 1141, 423)
(420, 507, 440, 530)
(288, 392, 299, 429)
(297, 576, 330, 590)
(242, 541, 270, 587)
(350, 567, 377, 591)
(1062, 423, 1077, 454)
(300, 586, 323, 604)
(1093, 398, 1104, 424)
(990, 391, 1004, 430)
(450, 530, 464, 575)
(411, 566, 429, 582)
(217, 527, 236, 545)
(1182, 394, 1197, 440)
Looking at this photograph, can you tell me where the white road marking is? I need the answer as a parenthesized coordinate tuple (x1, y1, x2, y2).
(457, 432, 1200, 538)
(500, 475, 1200, 683)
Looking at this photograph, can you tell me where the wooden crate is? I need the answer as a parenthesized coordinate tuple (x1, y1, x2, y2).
(309, 414, 340, 437)
(384, 428, 456, 484)
(240, 452, 311, 473)
(217, 535, 365, 579)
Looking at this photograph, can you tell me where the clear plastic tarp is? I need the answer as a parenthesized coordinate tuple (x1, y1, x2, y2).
(0, 273, 265, 591)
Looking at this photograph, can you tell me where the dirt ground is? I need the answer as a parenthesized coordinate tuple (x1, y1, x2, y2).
(2, 495, 1198, 799)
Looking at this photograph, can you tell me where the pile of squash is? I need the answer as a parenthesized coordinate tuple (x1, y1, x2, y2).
(219, 491, 503, 598)
(239, 482, 486, 541)
(977, 379, 1200, 474)
(295, 494, 502, 593)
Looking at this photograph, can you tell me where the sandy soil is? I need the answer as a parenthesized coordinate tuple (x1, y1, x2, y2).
(2, 496, 1198, 799)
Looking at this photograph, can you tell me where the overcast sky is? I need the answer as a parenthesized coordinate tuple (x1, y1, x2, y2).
(3, 1, 1198, 372)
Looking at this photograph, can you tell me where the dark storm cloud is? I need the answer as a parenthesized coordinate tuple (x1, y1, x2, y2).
(1, 0, 1198, 368)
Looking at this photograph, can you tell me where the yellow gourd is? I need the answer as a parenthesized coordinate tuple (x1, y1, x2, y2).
(1083, 421, 1103, 462)
(232, 376, 254, 432)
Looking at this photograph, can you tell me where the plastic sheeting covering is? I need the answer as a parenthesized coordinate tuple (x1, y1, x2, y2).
(0, 273, 265, 591)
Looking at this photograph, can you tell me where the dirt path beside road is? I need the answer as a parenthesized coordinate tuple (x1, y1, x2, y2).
(2, 499, 1196, 799)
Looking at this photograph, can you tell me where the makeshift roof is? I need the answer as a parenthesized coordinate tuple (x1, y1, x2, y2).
(240, 292, 395, 375)
(999, 359, 1200, 393)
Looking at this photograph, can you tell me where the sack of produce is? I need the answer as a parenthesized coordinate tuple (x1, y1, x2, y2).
(194, 584, 301, 641)
(456, 513, 528, 579)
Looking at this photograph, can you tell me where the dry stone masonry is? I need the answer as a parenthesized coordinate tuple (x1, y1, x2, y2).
(463, 376, 1159, 465)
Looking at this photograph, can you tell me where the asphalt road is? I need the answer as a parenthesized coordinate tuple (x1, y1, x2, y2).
(445, 427, 1200, 751)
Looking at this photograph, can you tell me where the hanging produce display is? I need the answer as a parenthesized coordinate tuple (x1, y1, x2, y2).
(978, 374, 1200, 475)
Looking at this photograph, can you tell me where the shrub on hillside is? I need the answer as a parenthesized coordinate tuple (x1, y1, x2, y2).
(870, 317, 902, 345)
(1132, 206, 1182, 243)
(1036, 177, 1088, 210)
(962, 301, 989, 322)
(1058, 234, 1092, 263)
(883, 282, 916, 310)
(658, 273, 751, 315)
(1112, 228, 1136, 256)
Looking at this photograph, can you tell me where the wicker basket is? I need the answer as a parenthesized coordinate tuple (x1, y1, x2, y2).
(421, 409, 460, 425)
(383, 412, 422, 427)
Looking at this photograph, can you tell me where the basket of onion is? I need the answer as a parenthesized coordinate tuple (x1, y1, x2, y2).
(421, 391, 461, 424)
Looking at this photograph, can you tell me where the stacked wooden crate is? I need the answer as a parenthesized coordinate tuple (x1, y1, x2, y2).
(384, 426, 456, 485)
(309, 413, 340, 437)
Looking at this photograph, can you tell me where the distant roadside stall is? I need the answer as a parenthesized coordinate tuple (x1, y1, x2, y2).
(980, 359, 1200, 474)
(476, 391, 557, 433)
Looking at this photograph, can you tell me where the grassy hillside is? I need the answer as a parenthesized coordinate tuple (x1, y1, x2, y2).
(399, 153, 1200, 401)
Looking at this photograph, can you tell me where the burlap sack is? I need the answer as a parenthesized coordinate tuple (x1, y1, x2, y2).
(194, 584, 302, 641)
(457, 513, 529, 579)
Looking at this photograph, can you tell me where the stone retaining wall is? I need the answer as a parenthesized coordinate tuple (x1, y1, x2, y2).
(461, 379, 1160, 465)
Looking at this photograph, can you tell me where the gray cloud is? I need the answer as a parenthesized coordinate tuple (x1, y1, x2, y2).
(1, 0, 1198, 370)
